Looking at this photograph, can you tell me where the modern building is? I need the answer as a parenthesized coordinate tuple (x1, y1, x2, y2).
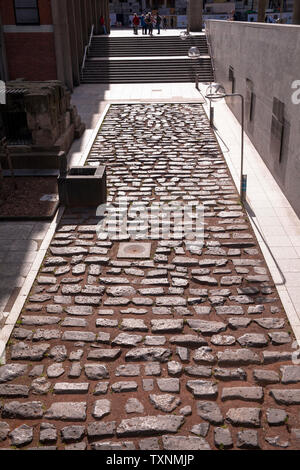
(0, 0, 110, 91)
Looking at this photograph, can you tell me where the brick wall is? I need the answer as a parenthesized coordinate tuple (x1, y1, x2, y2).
(0, 0, 53, 25)
(4, 32, 57, 80)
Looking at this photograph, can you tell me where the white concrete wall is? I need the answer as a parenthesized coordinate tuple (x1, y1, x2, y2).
(206, 20, 300, 217)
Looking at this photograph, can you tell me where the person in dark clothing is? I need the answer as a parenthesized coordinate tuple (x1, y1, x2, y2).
(163, 16, 167, 30)
(141, 14, 147, 35)
(156, 14, 162, 34)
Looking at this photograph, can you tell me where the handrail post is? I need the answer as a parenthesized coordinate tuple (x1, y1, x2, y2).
(81, 24, 94, 79)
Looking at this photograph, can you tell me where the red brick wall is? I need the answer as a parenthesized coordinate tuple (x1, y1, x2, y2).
(4, 32, 57, 80)
(0, 0, 53, 25)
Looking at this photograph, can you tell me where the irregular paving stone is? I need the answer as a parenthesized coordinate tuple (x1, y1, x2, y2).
(115, 365, 140, 377)
(125, 398, 145, 414)
(280, 366, 300, 384)
(0, 364, 27, 383)
(92, 399, 111, 419)
(214, 427, 233, 449)
(180, 406, 192, 416)
(39, 423, 57, 444)
(111, 381, 138, 393)
(53, 383, 89, 394)
(254, 318, 285, 329)
(0, 384, 29, 397)
(167, 361, 183, 376)
(237, 430, 259, 449)
(187, 319, 226, 334)
(213, 368, 246, 381)
(155, 296, 186, 307)
(112, 333, 143, 347)
(84, 364, 109, 380)
(31, 377, 51, 395)
(184, 365, 212, 377)
(191, 423, 210, 438)
(169, 334, 207, 347)
(269, 332, 291, 345)
(49, 345, 67, 362)
(186, 380, 218, 399)
(221, 386, 263, 402)
(139, 437, 160, 450)
(47, 363, 65, 378)
(162, 435, 210, 450)
(211, 335, 236, 346)
(265, 436, 289, 448)
(65, 306, 93, 316)
(263, 351, 294, 364)
(149, 394, 181, 413)
(2, 401, 44, 419)
(253, 369, 280, 385)
(87, 349, 121, 361)
(68, 363, 82, 378)
(9, 424, 33, 447)
(237, 333, 268, 347)
(157, 378, 180, 393)
(125, 347, 171, 362)
(266, 408, 287, 426)
(217, 349, 261, 366)
(0, 422, 10, 441)
(11, 342, 50, 361)
(87, 421, 116, 438)
(226, 408, 261, 427)
(61, 425, 85, 443)
(116, 415, 184, 437)
(62, 331, 96, 342)
(45, 402, 87, 421)
(215, 306, 244, 315)
(228, 317, 251, 329)
(151, 319, 183, 333)
(121, 319, 148, 331)
(94, 382, 109, 395)
(193, 347, 215, 364)
(196, 401, 223, 425)
(270, 389, 300, 405)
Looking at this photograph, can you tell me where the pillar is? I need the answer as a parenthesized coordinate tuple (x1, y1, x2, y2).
(51, 0, 74, 91)
(292, 1, 300, 25)
(67, 0, 80, 86)
(189, 0, 203, 32)
(257, 0, 267, 22)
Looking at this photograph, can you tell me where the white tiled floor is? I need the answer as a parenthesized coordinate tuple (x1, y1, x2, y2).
(198, 83, 300, 335)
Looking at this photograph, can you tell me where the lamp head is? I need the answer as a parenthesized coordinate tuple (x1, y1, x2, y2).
(205, 83, 227, 101)
(180, 30, 190, 40)
(188, 46, 201, 59)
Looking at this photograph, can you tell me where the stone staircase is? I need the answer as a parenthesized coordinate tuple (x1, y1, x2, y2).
(81, 34, 214, 84)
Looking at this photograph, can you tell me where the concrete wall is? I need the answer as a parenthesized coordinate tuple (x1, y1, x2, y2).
(206, 20, 300, 217)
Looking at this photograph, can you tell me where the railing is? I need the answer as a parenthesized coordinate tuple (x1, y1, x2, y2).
(81, 24, 94, 79)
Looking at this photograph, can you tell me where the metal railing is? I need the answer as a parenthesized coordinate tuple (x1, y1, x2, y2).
(81, 24, 94, 79)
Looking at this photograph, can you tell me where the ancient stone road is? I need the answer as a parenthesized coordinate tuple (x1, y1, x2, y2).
(0, 104, 300, 450)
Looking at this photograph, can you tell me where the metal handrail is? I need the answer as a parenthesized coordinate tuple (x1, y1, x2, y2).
(81, 24, 94, 77)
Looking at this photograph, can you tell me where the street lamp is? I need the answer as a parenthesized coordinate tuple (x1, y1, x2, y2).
(205, 83, 247, 204)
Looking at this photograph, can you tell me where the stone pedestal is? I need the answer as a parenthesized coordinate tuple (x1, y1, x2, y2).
(58, 166, 107, 207)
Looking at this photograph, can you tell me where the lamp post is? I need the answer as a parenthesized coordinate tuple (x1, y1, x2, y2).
(205, 83, 247, 204)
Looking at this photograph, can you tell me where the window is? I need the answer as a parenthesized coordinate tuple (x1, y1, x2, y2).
(14, 0, 40, 25)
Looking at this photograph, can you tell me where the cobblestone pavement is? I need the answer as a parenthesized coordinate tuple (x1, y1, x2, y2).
(1, 103, 300, 450)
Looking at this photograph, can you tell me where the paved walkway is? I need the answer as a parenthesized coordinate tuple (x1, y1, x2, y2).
(0, 103, 300, 450)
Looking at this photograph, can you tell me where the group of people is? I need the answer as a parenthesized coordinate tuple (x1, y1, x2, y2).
(132, 13, 168, 36)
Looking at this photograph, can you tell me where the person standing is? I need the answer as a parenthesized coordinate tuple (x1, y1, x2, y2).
(141, 14, 147, 35)
(133, 13, 140, 35)
(145, 13, 153, 36)
(163, 16, 167, 30)
(156, 13, 162, 34)
(100, 15, 107, 35)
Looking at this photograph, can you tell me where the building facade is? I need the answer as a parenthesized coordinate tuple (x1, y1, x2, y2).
(0, 0, 110, 91)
